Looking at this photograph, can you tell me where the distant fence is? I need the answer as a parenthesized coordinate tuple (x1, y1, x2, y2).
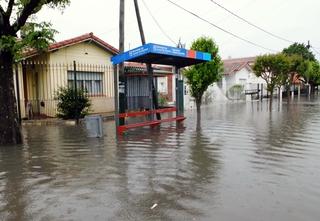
(14, 61, 114, 119)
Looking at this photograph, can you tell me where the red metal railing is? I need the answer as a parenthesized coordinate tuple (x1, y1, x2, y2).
(117, 107, 185, 135)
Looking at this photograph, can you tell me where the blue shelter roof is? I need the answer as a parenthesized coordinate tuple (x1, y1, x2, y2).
(111, 43, 211, 68)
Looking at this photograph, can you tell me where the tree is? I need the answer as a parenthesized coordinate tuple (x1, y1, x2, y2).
(279, 54, 303, 99)
(283, 43, 319, 95)
(0, 0, 69, 145)
(298, 60, 320, 93)
(283, 43, 316, 62)
(183, 37, 223, 121)
(253, 53, 290, 108)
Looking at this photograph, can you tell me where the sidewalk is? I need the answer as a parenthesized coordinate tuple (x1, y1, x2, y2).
(22, 112, 115, 126)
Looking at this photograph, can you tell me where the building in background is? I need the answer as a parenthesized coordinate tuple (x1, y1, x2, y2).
(184, 56, 268, 109)
(219, 56, 267, 100)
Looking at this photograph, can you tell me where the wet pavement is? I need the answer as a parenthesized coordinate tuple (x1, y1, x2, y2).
(1, 98, 320, 221)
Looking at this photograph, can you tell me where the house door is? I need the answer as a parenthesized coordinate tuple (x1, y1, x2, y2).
(23, 63, 41, 118)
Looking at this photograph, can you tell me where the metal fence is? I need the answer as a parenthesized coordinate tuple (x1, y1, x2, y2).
(14, 61, 114, 119)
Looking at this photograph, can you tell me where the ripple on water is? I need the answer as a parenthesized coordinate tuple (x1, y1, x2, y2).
(1, 99, 320, 220)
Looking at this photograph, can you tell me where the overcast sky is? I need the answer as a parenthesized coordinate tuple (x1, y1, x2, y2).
(35, 0, 320, 60)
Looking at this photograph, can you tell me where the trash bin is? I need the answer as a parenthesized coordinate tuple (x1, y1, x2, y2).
(85, 115, 103, 138)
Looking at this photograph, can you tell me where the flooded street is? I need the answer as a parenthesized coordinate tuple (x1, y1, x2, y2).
(1, 98, 320, 221)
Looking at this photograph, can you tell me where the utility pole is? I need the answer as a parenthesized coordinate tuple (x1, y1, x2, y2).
(119, 0, 125, 54)
(133, 0, 146, 44)
(115, 0, 125, 129)
(307, 40, 311, 49)
(133, 0, 160, 120)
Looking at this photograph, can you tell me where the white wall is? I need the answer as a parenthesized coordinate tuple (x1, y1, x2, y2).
(220, 67, 268, 99)
(157, 76, 168, 93)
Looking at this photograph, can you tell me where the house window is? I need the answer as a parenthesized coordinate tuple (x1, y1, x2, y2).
(239, 78, 247, 85)
(67, 71, 103, 96)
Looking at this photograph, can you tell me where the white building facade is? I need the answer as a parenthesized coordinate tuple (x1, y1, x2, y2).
(220, 57, 267, 100)
(184, 56, 268, 109)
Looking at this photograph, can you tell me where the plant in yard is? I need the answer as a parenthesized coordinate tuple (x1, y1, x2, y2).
(55, 87, 91, 120)
(158, 93, 168, 107)
(227, 84, 244, 100)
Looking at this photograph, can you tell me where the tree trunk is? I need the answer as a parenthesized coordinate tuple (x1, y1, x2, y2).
(308, 84, 311, 97)
(269, 90, 273, 111)
(0, 51, 22, 145)
(286, 85, 290, 103)
(310, 84, 315, 94)
(196, 97, 201, 131)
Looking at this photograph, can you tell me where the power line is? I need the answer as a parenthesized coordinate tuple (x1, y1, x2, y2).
(165, 0, 277, 52)
(208, 0, 295, 44)
(312, 45, 320, 51)
(311, 46, 320, 56)
(141, 0, 177, 45)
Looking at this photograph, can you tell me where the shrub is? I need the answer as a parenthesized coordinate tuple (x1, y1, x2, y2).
(203, 91, 213, 104)
(158, 93, 168, 107)
(55, 87, 91, 119)
(227, 84, 245, 100)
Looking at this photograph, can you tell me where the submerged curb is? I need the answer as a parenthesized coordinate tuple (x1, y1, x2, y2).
(22, 114, 115, 126)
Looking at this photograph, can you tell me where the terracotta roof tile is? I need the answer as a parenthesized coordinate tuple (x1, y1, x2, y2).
(23, 32, 119, 58)
(222, 56, 256, 75)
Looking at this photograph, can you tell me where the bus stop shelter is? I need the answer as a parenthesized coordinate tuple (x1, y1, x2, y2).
(111, 43, 211, 135)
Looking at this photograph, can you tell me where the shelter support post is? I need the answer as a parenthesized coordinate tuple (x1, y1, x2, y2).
(114, 65, 120, 131)
(147, 63, 154, 121)
(174, 67, 184, 117)
(175, 67, 180, 116)
(178, 79, 184, 116)
(151, 71, 161, 120)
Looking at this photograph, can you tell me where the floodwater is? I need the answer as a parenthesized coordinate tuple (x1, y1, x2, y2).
(1, 98, 320, 221)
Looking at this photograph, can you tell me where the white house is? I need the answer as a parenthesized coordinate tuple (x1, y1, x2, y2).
(184, 56, 268, 109)
(219, 57, 267, 99)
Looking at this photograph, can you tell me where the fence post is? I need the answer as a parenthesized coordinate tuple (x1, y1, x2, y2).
(15, 64, 22, 124)
(73, 60, 79, 124)
(114, 65, 120, 136)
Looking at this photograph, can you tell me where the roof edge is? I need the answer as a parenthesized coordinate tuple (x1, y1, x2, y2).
(22, 32, 119, 59)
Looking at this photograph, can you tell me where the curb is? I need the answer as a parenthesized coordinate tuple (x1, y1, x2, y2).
(22, 115, 115, 126)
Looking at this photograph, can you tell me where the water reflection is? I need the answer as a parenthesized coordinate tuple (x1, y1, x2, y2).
(1, 98, 320, 220)
(0, 146, 28, 221)
(110, 125, 221, 221)
(253, 101, 317, 170)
